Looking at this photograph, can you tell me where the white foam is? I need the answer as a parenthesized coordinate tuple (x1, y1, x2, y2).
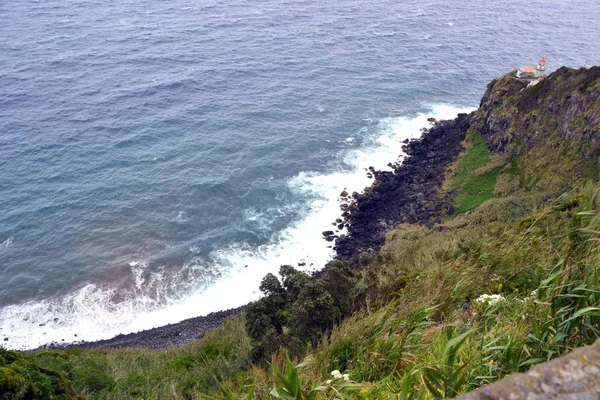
(0, 237, 13, 249)
(176, 211, 187, 222)
(373, 31, 396, 36)
(0, 104, 474, 350)
(131, 262, 149, 290)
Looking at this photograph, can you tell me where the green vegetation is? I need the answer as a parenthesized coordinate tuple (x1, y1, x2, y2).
(237, 187, 600, 399)
(245, 262, 356, 364)
(444, 129, 503, 215)
(0, 348, 83, 399)
(3, 67, 600, 399)
(6, 318, 252, 399)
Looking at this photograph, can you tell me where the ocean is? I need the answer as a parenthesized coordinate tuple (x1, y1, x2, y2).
(1, 0, 599, 349)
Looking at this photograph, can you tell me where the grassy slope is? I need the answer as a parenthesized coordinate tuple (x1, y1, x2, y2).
(5, 68, 600, 399)
(443, 129, 504, 216)
(4, 317, 252, 399)
(299, 191, 597, 398)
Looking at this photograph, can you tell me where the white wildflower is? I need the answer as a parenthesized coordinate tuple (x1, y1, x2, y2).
(330, 370, 343, 380)
(326, 380, 332, 385)
(342, 374, 350, 381)
(530, 289, 538, 298)
(474, 294, 505, 306)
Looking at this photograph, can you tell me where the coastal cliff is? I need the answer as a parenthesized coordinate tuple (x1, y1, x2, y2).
(476, 66, 600, 155)
(3, 66, 600, 399)
(474, 66, 600, 190)
(336, 66, 600, 261)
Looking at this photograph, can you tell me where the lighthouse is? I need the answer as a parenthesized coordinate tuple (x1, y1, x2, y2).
(516, 57, 548, 79)
(534, 57, 547, 77)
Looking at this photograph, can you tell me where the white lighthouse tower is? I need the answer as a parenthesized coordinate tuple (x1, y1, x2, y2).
(534, 57, 547, 77)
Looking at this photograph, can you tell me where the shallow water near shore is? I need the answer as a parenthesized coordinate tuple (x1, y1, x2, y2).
(1, 0, 599, 349)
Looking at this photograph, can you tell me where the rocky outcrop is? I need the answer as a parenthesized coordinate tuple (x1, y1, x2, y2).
(455, 339, 600, 400)
(474, 66, 600, 155)
(334, 113, 469, 260)
(472, 66, 600, 192)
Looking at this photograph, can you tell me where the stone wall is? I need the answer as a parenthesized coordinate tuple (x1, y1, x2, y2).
(455, 340, 600, 400)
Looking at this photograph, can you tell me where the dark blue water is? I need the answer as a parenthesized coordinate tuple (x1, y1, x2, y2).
(1, 0, 599, 348)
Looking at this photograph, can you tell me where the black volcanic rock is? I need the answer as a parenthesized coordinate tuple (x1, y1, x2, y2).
(334, 113, 470, 260)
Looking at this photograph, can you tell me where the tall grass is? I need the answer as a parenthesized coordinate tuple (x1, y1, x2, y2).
(24, 315, 253, 399)
(235, 185, 600, 399)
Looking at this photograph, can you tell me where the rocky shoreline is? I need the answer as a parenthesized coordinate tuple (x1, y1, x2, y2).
(334, 113, 470, 260)
(51, 307, 244, 351)
(58, 113, 471, 351)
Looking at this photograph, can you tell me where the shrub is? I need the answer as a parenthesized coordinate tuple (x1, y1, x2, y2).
(327, 340, 355, 373)
(0, 348, 82, 399)
(288, 279, 338, 345)
(71, 358, 115, 394)
(245, 265, 357, 363)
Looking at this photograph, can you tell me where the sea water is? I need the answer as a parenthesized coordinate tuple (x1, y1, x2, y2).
(1, 0, 599, 349)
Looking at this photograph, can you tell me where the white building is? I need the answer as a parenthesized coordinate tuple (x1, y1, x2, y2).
(517, 57, 547, 79)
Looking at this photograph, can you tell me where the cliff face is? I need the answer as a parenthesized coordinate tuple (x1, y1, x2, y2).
(335, 66, 600, 261)
(475, 66, 600, 153)
(472, 66, 600, 191)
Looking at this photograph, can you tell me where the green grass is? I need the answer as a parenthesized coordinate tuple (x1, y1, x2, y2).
(256, 185, 600, 399)
(446, 130, 503, 216)
(0, 348, 83, 399)
(14, 316, 253, 400)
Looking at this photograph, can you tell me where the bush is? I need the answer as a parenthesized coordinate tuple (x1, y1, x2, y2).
(327, 340, 355, 372)
(245, 265, 357, 363)
(288, 279, 338, 345)
(71, 358, 115, 394)
(326, 261, 357, 318)
(0, 348, 82, 399)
